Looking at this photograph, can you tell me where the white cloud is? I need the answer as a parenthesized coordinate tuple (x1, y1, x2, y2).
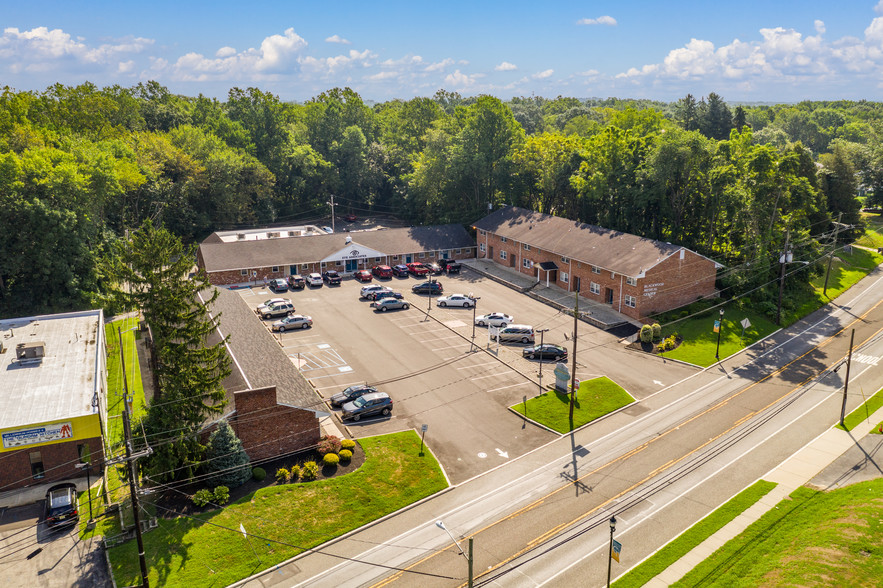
(876, 0, 883, 15)
(0, 26, 153, 66)
(117, 60, 135, 73)
(367, 70, 399, 81)
(216, 46, 237, 58)
(444, 69, 477, 88)
(814, 20, 826, 35)
(424, 58, 454, 72)
(326, 34, 351, 45)
(577, 16, 617, 26)
(533, 69, 554, 79)
(495, 61, 517, 71)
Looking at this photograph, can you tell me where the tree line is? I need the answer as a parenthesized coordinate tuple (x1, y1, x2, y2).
(0, 81, 879, 319)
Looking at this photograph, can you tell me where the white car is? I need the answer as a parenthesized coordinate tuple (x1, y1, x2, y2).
(360, 284, 387, 299)
(306, 273, 323, 287)
(322, 226, 333, 234)
(474, 312, 514, 327)
(437, 294, 475, 308)
(272, 315, 313, 331)
(256, 298, 290, 314)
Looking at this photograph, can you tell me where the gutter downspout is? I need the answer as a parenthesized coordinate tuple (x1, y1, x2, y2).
(618, 274, 624, 312)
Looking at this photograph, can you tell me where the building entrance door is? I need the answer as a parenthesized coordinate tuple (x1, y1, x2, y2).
(605, 288, 614, 304)
(345, 260, 358, 272)
(488, 246, 494, 260)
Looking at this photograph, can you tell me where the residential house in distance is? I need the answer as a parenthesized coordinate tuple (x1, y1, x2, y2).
(472, 206, 722, 321)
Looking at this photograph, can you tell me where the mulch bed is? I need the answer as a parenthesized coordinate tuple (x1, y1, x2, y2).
(625, 338, 682, 354)
(151, 441, 366, 518)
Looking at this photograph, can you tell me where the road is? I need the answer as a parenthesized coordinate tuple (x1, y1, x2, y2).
(238, 269, 883, 588)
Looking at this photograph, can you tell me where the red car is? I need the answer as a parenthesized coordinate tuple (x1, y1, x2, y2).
(407, 262, 430, 276)
(354, 269, 373, 282)
(372, 265, 393, 278)
(345, 213, 357, 222)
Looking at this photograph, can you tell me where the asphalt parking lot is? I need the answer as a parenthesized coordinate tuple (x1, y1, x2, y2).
(237, 269, 698, 483)
(0, 502, 109, 588)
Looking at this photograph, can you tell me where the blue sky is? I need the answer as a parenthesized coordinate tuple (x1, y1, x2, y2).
(3, 0, 883, 103)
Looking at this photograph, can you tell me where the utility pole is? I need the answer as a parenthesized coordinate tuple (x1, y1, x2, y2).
(536, 328, 549, 394)
(569, 285, 579, 424)
(326, 194, 336, 233)
(839, 329, 855, 427)
(118, 326, 150, 588)
(776, 230, 791, 326)
(823, 212, 843, 298)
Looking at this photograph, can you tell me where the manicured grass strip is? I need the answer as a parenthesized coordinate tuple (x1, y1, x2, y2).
(836, 387, 883, 433)
(107, 430, 448, 588)
(612, 480, 777, 588)
(510, 377, 633, 433)
(672, 479, 883, 587)
(659, 306, 778, 368)
(855, 213, 883, 249)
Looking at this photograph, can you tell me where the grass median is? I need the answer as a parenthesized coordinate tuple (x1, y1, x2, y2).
(836, 386, 883, 434)
(673, 479, 883, 587)
(510, 377, 634, 433)
(107, 430, 448, 588)
(612, 480, 777, 588)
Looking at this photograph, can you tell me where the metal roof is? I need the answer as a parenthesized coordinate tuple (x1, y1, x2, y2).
(199, 225, 476, 273)
(472, 206, 716, 277)
(0, 310, 103, 429)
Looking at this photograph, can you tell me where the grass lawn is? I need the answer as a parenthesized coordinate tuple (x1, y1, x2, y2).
(658, 305, 778, 368)
(613, 480, 777, 588)
(78, 315, 148, 541)
(673, 479, 883, 587)
(837, 387, 883, 434)
(855, 212, 883, 249)
(510, 377, 634, 433)
(107, 430, 448, 588)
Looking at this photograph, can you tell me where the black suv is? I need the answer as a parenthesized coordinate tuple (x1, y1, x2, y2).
(45, 483, 79, 528)
(412, 281, 443, 295)
(322, 270, 342, 285)
(330, 384, 377, 408)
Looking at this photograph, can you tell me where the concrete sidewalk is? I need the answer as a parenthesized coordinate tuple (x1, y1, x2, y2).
(644, 407, 883, 586)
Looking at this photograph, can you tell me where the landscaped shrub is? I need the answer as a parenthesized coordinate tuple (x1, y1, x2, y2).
(301, 461, 319, 481)
(652, 323, 662, 340)
(658, 334, 679, 352)
(338, 449, 352, 462)
(252, 467, 266, 481)
(192, 489, 214, 507)
(213, 485, 229, 505)
(317, 435, 342, 456)
(289, 464, 301, 481)
(275, 467, 290, 483)
(323, 453, 340, 466)
(341, 438, 356, 450)
(640, 325, 653, 343)
(205, 421, 252, 489)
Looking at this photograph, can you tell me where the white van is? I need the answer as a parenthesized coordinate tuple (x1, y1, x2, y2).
(497, 324, 535, 344)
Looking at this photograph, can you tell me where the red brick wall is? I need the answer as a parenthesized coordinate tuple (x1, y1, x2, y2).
(201, 387, 321, 463)
(0, 437, 105, 491)
(635, 251, 717, 319)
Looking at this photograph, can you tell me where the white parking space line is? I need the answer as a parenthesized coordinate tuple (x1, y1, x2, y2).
(442, 320, 468, 328)
(470, 370, 515, 381)
(486, 382, 532, 393)
(315, 381, 364, 391)
(416, 334, 462, 343)
(456, 361, 500, 370)
(410, 327, 452, 334)
(432, 343, 467, 351)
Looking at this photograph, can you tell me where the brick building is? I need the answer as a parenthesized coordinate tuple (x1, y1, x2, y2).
(197, 224, 476, 286)
(472, 206, 722, 321)
(0, 310, 108, 492)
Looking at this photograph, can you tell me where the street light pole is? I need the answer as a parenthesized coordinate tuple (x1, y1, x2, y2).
(436, 521, 473, 588)
(75, 462, 94, 524)
(839, 328, 855, 427)
(607, 515, 617, 588)
(536, 328, 549, 394)
(715, 308, 725, 361)
(326, 194, 336, 233)
(470, 296, 481, 350)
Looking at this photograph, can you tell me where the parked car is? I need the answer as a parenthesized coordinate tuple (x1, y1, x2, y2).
(322, 270, 342, 285)
(345, 213, 357, 222)
(372, 265, 393, 278)
(287, 274, 306, 289)
(474, 312, 514, 327)
(437, 293, 475, 308)
(257, 298, 289, 314)
(373, 290, 403, 302)
(272, 314, 313, 331)
(306, 273, 323, 287)
(260, 300, 295, 319)
(496, 324, 535, 344)
(411, 281, 443, 295)
(321, 226, 334, 234)
(45, 483, 79, 528)
(330, 384, 377, 408)
(354, 269, 373, 282)
(269, 278, 288, 293)
(341, 391, 393, 421)
(406, 262, 431, 276)
(427, 262, 444, 275)
(441, 259, 462, 274)
(372, 298, 411, 312)
(392, 264, 410, 277)
(522, 343, 568, 361)
(360, 284, 388, 299)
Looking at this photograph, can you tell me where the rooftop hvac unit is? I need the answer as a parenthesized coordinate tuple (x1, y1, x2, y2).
(288, 231, 298, 237)
(236, 233, 246, 240)
(267, 232, 280, 238)
(16, 341, 45, 364)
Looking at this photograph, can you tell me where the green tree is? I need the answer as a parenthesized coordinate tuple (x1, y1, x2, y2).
(204, 421, 251, 488)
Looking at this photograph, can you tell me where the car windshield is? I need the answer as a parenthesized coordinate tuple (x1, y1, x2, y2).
(353, 396, 369, 407)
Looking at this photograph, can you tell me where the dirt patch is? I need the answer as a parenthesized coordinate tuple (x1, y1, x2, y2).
(151, 441, 365, 517)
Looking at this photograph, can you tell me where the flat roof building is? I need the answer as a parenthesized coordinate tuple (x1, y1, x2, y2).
(0, 310, 107, 493)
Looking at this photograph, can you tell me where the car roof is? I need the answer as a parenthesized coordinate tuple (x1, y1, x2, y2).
(361, 391, 390, 401)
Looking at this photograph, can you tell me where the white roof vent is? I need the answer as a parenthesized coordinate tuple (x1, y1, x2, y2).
(345, 235, 352, 244)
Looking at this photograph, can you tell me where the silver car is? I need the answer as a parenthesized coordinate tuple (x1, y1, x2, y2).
(437, 294, 475, 308)
(474, 312, 514, 327)
(372, 298, 411, 312)
(272, 315, 313, 331)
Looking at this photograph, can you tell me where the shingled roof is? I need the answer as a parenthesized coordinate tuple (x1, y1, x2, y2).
(472, 206, 716, 278)
(199, 224, 475, 273)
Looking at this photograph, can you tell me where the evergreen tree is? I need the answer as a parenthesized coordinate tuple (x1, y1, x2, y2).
(733, 106, 748, 132)
(699, 93, 733, 140)
(204, 421, 251, 488)
(675, 94, 700, 132)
